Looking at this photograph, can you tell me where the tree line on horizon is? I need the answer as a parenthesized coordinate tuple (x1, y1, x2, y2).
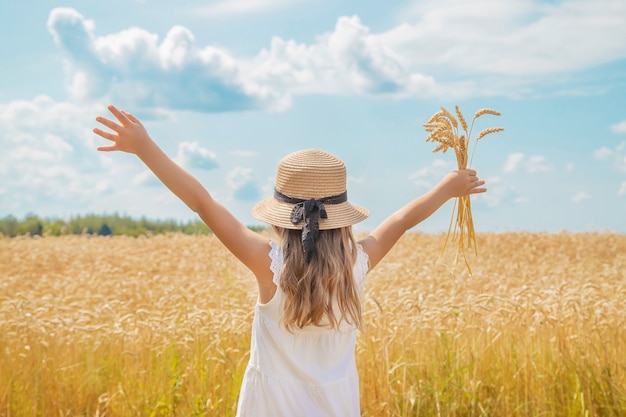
(0, 213, 265, 237)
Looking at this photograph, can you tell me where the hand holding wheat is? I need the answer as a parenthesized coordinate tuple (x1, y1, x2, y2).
(424, 106, 504, 275)
(442, 169, 486, 198)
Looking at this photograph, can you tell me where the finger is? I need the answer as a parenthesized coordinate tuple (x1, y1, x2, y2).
(470, 177, 487, 191)
(95, 116, 122, 133)
(465, 169, 477, 176)
(107, 104, 131, 125)
(469, 180, 486, 189)
(93, 127, 118, 141)
(122, 110, 141, 124)
(97, 144, 119, 152)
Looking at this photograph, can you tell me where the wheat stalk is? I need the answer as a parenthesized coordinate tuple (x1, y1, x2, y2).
(422, 106, 504, 275)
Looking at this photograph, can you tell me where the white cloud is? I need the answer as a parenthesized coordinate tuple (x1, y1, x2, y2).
(432, 159, 449, 168)
(502, 153, 552, 174)
(10, 147, 56, 162)
(526, 155, 552, 173)
(43, 1, 626, 115)
(592, 142, 626, 196)
(47, 8, 281, 112)
(194, 0, 308, 17)
(228, 167, 261, 201)
(409, 159, 531, 209)
(175, 141, 218, 170)
(250, 16, 441, 98)
(594, 146, 613, 160)
(347, 175, 366, 185)
(394, 0, 626, 77)
(46, 7, 95, 46)
(0, 96, 97, 158)
(409, 158, 455, 189)
(514, 196, 529, 204)
(133, 169, 162, 187)
(0, 96, 130, 216)
(594, 142, 626, 172)
(474, 175, 524, 208)
(503, 152, 525, 173)
(67, 70, 94, 101)
(0, 95, 95, 138)
(572, 191, 591, 203)
(476, 176, 503, 207)
(611, 121, 626, 134)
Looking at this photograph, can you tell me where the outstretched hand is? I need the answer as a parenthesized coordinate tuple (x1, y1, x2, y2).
(443, 169, 487, 198)
(94, 104, 151, 154)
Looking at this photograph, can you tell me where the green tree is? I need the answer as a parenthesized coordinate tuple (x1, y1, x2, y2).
(98, 223, 113, 236)
(16, 214, 43, 236)
(0, 215, 19, 237)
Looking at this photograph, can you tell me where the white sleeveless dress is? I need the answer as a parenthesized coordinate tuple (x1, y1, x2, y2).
(235, 241, 369, 417)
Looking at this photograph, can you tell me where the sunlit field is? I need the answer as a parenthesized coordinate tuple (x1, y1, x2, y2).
(1, 232, 625, 416)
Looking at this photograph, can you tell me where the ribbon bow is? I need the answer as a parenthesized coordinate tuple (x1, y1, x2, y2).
(290, 199, 328, 262)
(273, 189, 348, 263)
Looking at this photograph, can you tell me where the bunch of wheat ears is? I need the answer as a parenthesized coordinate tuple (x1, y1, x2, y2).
(424, 106, 504, 274)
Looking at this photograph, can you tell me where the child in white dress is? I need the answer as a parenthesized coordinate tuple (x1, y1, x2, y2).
(93, 105, 486, 416)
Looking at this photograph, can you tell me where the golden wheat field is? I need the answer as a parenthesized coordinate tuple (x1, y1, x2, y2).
(1, 232, 625, 417)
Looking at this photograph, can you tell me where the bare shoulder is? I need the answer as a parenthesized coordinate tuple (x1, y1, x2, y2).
(358, 220, 406, 271)
(357, 235, 381, 271)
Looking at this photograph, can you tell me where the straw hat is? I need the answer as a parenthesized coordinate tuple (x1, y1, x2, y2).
(252, 149, 369, 230)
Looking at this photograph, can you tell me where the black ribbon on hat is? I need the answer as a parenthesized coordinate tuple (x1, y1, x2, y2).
(274, 189, 348, 262)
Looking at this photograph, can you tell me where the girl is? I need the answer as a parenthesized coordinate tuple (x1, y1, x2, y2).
(94, 104, 486, 417)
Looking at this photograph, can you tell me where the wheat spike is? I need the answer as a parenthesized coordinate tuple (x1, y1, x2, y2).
(426, 111, 445, 124)
(435, 116, 457, 137)
(455, 105, 468, 133)
(477, 127, 505, 141)
(428, 133, 455, 148)
(424, 122, 448, 135)
(426, 126, 452, 143)
(473, 108, 501, 120)
(432, 143, 450, 153)
(440, 107, 458, 129)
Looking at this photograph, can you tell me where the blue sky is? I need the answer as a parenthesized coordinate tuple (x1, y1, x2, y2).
(1, 0, 625, 233)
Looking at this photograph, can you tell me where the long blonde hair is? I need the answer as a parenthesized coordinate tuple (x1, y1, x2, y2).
(274, 226, 363, 332)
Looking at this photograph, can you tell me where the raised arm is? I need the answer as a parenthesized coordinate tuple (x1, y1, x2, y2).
(359, 170, 486, 270)
(93, 105, 271, 279)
